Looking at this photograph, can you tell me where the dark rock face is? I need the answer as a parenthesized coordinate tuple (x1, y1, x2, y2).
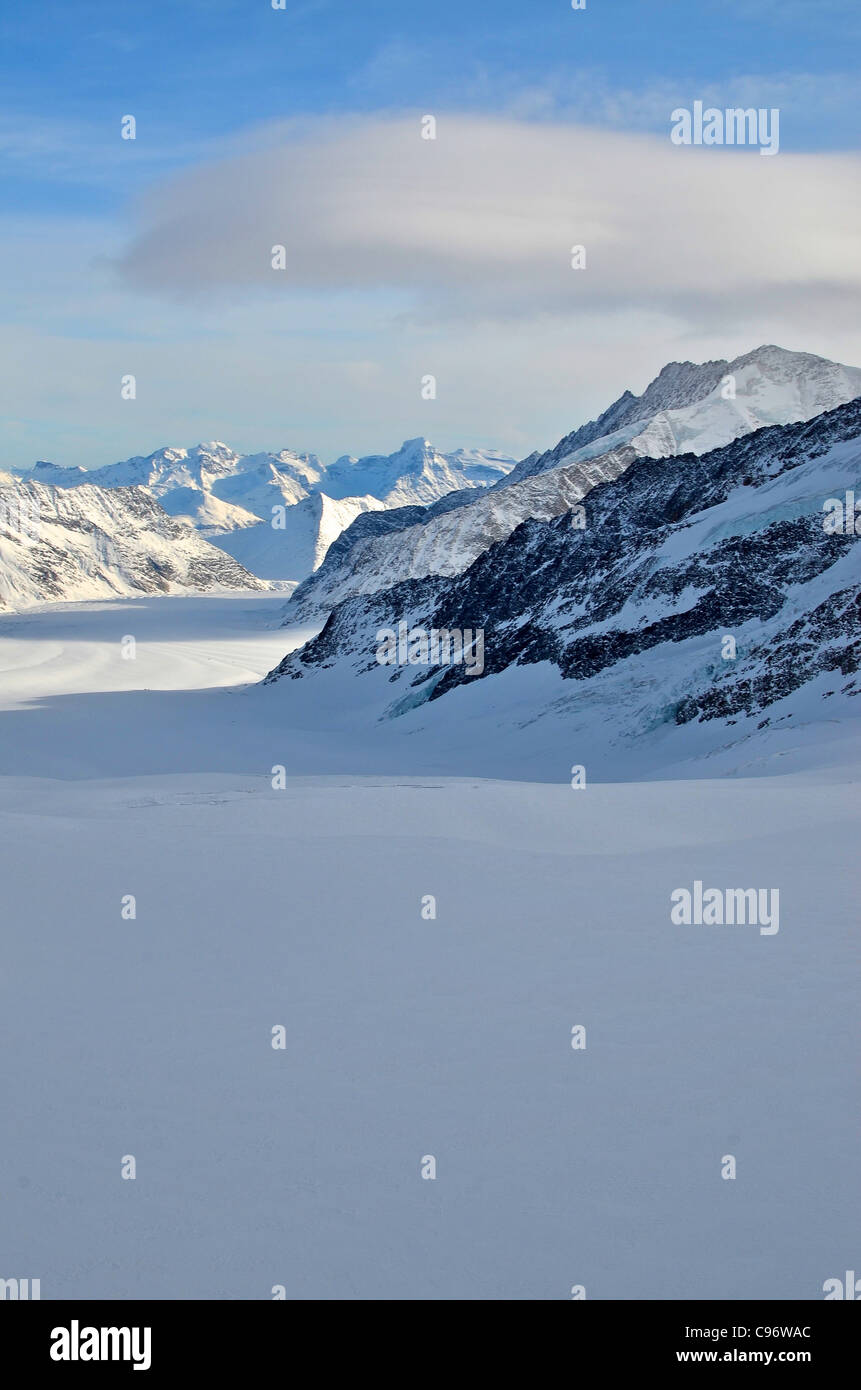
(300, 504, 429, 584)
(674, 589, 861, 724)
(265, 397, 861, 731)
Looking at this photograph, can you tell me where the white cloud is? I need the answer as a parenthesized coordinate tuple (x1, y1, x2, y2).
(116, 113, 861, 330)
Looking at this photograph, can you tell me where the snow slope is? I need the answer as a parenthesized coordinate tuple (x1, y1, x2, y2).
(209, 491, 385, 582)
(0, 479, 265, 611)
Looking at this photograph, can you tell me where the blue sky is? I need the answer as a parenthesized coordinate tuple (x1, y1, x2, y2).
(1, 0, 860, 468)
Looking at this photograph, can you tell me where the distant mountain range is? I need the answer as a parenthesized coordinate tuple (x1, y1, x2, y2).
(4, 344, 861, 636)
(19, 438, 515, 586)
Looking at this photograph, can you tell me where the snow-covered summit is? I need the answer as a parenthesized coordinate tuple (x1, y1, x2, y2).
(25, 442, 325, 511)
(322, 437, 513, 505)
(506, 345, 861, 485)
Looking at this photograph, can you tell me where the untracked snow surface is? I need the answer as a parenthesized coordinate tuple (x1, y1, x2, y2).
(0, 596, 857, 1299)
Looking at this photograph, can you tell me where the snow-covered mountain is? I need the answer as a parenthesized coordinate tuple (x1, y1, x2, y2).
(264, 397, 861, 776)
(24, 443, 325, 547)
(322, 438, 514, 505)
(0, 478, 265, 610)
(505, 344, 861, 485)
(22, 438, 515, 585)
(285, 445, 638, 619)
(284, 346, 861, 620)
(211, 491, 386, 582)
(27, 442, 324, 510)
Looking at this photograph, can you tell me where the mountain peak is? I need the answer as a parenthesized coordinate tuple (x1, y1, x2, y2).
(195, 440, 235, 455)
(504, 343, 861, 486)
(395, 437, 436, 461)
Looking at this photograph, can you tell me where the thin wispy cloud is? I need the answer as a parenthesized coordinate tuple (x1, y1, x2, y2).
(501, 69, 861, 143)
